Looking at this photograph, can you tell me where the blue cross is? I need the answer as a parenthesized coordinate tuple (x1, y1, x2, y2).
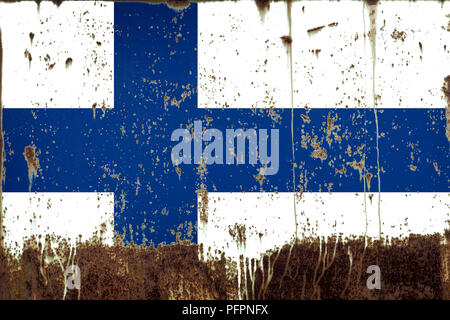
(3, 3, 448, 245)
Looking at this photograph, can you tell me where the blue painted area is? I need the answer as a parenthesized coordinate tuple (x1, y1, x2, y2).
(2, 3, 449, 245)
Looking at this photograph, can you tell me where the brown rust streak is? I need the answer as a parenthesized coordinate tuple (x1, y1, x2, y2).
(197, 187, 208, 224)
(307, 25, 325, 34)
(24, 145, 39, 192)
(442, 76, 450, 142)
(254, 0, 270, 13)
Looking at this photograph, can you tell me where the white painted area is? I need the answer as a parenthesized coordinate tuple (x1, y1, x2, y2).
(291, 1, 372, 109)
(198, 1, 450, 109)
(199, 192, 449, 260)
(0, 1, 114, 109)
(198, 1, 292, 109)
(2, 192, 114, 255)
(375, 1, 450, 108)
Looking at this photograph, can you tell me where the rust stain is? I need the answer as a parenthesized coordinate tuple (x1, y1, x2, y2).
(347, 158, 365, 181)
(29, 32, 34, 45)
(51, 0, 63, 7)
(164, 95, 170, 110)
(307, 25, 325, 34)
(0, 28, 3, 248)
(365, 0, 382, 239)
(204, 115, 213, 126)
(175, 166, 181, 179)
(24, 49, 32, 68)
(65, 57, 72, 69)
(92, 102, 97, 119)
(197, 187, 208, 224)
(269, 106, 280, 122)
(391, 29, 407, 42)
(433, 161, 441, 175)
(300, 114, 311, 123)
(165, 0, 191, 10)
(310, 136, 327, 161)
(312, 49, 321, 58)
(442, 75, 450, 142)
(366, 172, 373, 190)
(0, 234, 447, 300)
(35, 0, 41, 11)
(101, 100, 107, 114)
(301, 132, 311, 149)
(254, 0, 270, 17)
(23, 145, 40, 191)
(325, 112, 341, 147)
(280, 35, 292, 46)
(254, 168, 265, 187)
(228, 223, 246, 248)
(364, 0, 379, 5)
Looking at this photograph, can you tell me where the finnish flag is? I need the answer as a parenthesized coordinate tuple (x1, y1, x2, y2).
(0, 1, 448, 259)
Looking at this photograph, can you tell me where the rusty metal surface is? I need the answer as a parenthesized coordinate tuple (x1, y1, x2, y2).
(0, 0, 448, 301)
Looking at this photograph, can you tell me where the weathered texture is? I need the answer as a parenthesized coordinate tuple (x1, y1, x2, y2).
(442, 76, 450, 142)
(23, 146, 39, 191)
(443, 230, 450, 300)
(0, 235, 447, 300)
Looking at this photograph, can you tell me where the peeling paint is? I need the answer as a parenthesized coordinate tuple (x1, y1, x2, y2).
(365, 0, 382, 239)
(65, 57, 72, 69)
(254, 0, 270, 18)
(24, 49, 32, 68)
(391, 29, 406, 42)
(197, 187, 208, 224)
(29, 32, 34, 45)
(23, 145, 39, 191)
(307, 25, 326, 34)
(442, 75, 450, 142)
